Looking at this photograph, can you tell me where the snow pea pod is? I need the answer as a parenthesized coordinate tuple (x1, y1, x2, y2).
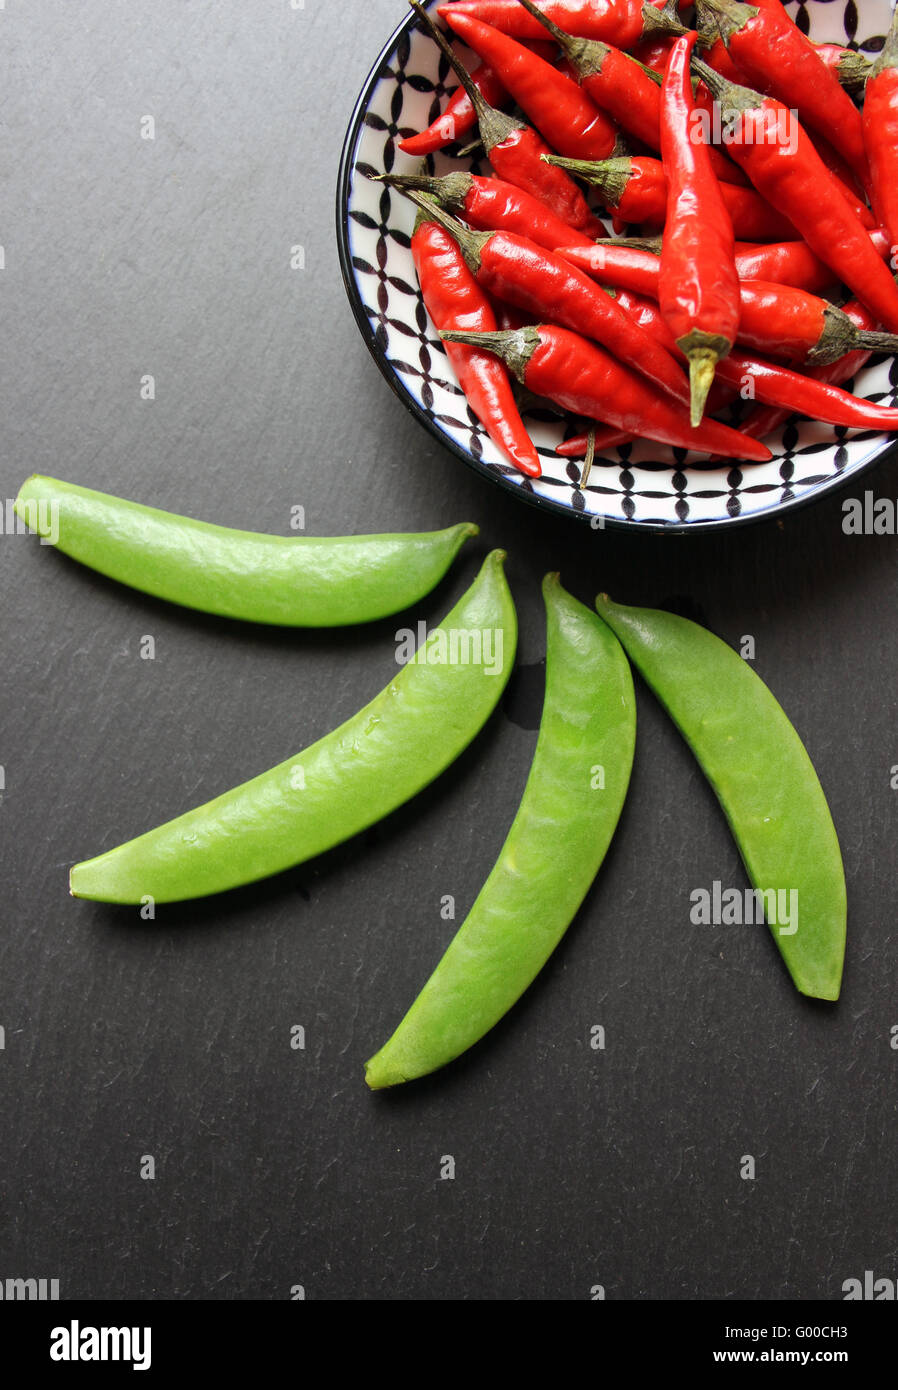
(70, 550, 516, 904)
(14, 475, 477, 627)
(365, 575, 635, 1089)
(595, 596, 846, 1002)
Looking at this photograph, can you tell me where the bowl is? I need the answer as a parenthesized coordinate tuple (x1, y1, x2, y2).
(336, 0, 898, 533)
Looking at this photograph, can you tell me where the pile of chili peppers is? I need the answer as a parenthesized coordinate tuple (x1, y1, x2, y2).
(378, 0, 898, 479)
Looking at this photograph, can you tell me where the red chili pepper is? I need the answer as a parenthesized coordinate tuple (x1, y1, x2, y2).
(717, 352, 898, 431)
(808, 129, 868, 205)
(556, 282, 735, 457)
(561, 239, 683, 294)
(410, 3, 605, 237)
(863, 10, 898, 270)
(691, 70, 874, 224)
(730, 283, 898, 364)
(728, 240, 836, 294)
(491, 297, 532, 332)
(696, 0, 870, 190)
(440, 323, 772, 460)
(558, 243, 898, 365)
(544, 154, 796, 240)
(597, 231, 857, 295)
(399, 40, 556, 155)
(558, 424, 633, 456)
(658, 31, 740, 424)
(412, 207, 541, 476)
(562, 290, 898, 434)
(439, 9, 622, 160)
(703, 32, 742, 83)
(435, 0, 687, 46)
(377, 170, 596, 250)
(398, 187, 692, 407)
(515, 0, 664, 143)
(400, 58, 508, 156)
(814, 43, 871, 96)
(632, 34, 675, 76)
(733, 227, 895, 287)
(735, 302, 876, 441)
(692, 59, 898, 331)
(514, 0, 743, 187)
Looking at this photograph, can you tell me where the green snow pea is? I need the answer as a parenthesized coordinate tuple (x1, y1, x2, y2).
(14, 475, 477, 627)
(365, 575, 636, 1089)
(70, 550, 516, 904)
(595, 596, 846, 1002)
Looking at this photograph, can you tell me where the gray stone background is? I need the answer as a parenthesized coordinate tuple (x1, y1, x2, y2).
(0, 1, 896, 1300)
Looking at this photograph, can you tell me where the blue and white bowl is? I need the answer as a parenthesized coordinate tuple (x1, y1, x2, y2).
(336, 0, 898, 532)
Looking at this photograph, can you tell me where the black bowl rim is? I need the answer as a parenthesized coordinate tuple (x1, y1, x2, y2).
(334, 3, 896, 537)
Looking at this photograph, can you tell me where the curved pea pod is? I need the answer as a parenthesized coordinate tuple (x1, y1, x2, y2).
(595, 596, 846, 1002)
(69, 551, 517, 904)
(14, 475, 478, 627)
(365, 575, 636, 1089)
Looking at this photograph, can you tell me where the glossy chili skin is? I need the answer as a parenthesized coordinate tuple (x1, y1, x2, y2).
(704, 31, 742, 82)
(445, 323, 771, 459)
(472, 232, 691, 406)
(533, 328, 746, 454)
(557, 285, 736, 457)
(400, 58, 508, 155)
(815, 42, 871, 95)
(731, 239, 836, 294)
(737, 302, 876, 440)
(364, 576, 636, 1089)
(403, 188, 693, 406)
(557, 425, 633, 456)
(557, 155, 795, 239)
(411, 3, 604, 236)
(398, 39, 556, 155)
(492, 127, 605, 235)
(609, 279, 737, 410)
(659, 32, 740, 423)
(491, 297, 531, 331)
(517, 0, 741, 185)
(560, 289, 898, 432)
(435, 0, 677, 46)
(463, 176, 596, 248)
(558, 245, 898, 366)
(558, 240, 666, 295)
(440, 8, 621, 159)
(698, 0, 870, 187)
(729, 281, 883, 363)
(585, 227, 888, 291)
(595, 596, 846, 1002)
(383, 171, 596, 251)
(690, 64, 898, 333)
(413, 216, 541, 477)
(863, 13, 898, 262)
(692, 71, 874, 225)
(633, 33, 676, 74)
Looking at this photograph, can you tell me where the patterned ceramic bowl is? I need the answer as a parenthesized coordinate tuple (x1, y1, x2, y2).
(336, 0, 898, 533)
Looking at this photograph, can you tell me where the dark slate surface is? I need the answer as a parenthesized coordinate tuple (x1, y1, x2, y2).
(1, 1, 896, 1302)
